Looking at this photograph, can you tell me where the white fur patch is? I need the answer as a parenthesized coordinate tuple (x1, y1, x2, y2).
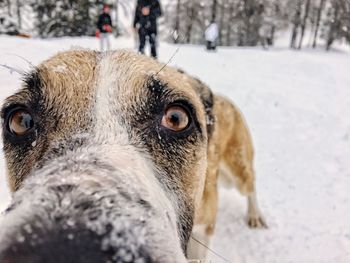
(94, 53, 130, 144)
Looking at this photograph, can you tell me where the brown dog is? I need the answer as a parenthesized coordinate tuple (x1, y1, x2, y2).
(0, 50, 266, 262)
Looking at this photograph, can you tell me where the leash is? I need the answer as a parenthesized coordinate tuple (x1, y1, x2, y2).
(190, 236, 233, 263)
(155, 28, 188, 74)
(156, 45, 180, 75)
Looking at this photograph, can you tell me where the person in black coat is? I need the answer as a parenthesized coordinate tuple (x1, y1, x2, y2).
(96, 5, 113, 51)
(133, 0, 162, 58)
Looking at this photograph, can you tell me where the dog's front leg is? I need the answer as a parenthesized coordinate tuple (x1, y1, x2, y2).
(247, 190, 267, 228)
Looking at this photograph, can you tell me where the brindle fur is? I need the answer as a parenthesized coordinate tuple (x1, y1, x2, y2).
(0, 50, 266, 262)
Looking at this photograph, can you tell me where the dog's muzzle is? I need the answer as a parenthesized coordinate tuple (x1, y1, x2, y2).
(0, 149, 187, 263)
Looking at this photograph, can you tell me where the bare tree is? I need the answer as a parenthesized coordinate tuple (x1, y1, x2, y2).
(312, 0, 326, 48)
(114, 0, 120, 36)
(326, 0, 340, 50)
(173, 0, 181, 43)
(6, 0, 12, 16)
(225, 0, 235, 45)
(290, 0, 302, 48)
(218, 0, 226, 45)
(211, 0, 217, 21)
(298, 0, 311, 49)
(185, 1, 195, 43)
(323, 0, 350, 50)
(16, 0, 21, 29)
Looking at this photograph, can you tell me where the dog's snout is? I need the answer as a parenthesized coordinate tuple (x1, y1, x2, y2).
(0, 160, 187, 263)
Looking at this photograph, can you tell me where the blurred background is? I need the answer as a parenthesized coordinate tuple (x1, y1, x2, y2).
(0, 0, 349, 50)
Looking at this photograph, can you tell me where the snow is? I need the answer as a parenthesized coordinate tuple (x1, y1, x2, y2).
(0, 35, 350, 262)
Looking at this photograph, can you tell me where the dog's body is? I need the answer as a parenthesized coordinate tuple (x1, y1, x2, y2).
(0, 50, 265, 262)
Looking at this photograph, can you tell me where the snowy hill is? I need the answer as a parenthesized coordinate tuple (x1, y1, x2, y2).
(0, 35, 349, 262)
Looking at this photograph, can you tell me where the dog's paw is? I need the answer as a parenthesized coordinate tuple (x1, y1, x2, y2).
(247, 214, 268, 229)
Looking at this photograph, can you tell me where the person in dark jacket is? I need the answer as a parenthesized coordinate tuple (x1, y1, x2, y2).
(96, 5, 113, 51)
(133, 0, 162, 58)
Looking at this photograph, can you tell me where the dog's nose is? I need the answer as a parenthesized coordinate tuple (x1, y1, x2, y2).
(0, 222, 152, 263)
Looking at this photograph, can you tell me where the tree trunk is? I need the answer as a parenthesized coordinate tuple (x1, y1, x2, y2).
(218, 0, 225, 45)
(226, 1, 234, 45)
(174, 0, 181, 43)
(326, 1, 340, 50)
(312, 0, 326, 48)
(7, 0, 11, 16)
(185, 2, 195, 43)
(212, 0, 217, 21)
(115, 0, 120, 36)
(298, 0, 311, 49)
(270, 25, 276, 46)
(16, 0, 22, 29)
(290, 1, 302, 49)
(268, 1, 279, 46)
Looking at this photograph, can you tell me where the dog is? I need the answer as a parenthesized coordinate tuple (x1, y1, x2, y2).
(0, 50, 266, 263)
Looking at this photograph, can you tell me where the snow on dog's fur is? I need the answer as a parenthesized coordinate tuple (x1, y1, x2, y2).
(0, 50, 266, 262)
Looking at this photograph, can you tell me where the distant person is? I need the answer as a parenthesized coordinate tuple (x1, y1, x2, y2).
(258, 25, 269, 50)
(133, 0, 162, 58)
(96, 4, 113, 51)
(205, 21, 219, 51)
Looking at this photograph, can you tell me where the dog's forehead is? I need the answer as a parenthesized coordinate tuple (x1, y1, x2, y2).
(96, 50, 201, 100)
(38, 50, 98, 100)
(37, 50, 199, 99)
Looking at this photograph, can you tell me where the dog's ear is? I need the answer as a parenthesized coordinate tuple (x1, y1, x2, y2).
(191, 77, 215, 139)
(176, 69, 215, 139)
(175, 69, 215, 139)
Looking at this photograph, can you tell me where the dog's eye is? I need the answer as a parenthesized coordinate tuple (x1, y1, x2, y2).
(8, 109, 34, 136)
(161, 106, 189, 132)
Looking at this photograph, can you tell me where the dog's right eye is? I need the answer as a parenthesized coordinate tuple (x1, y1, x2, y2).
(161, 106, 190, 132)
(7, 109, 34, 136)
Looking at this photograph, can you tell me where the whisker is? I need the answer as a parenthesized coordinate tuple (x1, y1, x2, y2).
(5, 53, 36, 69)
(0, 64, 25, 75)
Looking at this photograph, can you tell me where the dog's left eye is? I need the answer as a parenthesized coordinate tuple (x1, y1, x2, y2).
(161, 106, 190, 132)
(7, 109, 34, 136)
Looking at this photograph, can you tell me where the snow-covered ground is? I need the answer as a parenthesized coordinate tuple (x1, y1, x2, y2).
(0, 35, 349, 263)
